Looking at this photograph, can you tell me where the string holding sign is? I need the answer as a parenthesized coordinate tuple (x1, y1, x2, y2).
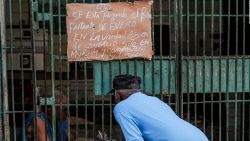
(66, 1, 153, 61)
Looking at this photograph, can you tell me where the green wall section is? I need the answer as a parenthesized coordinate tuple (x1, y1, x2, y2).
(94, 57, 250, 95)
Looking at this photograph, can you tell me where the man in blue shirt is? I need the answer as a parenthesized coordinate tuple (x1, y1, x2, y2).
(108, 74, 209, 141)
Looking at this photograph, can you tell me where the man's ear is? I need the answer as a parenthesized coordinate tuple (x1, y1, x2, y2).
(115, 93, 121, 103)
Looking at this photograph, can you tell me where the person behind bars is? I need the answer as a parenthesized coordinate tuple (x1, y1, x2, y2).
(18, 88, 68, 141)
(108, 74, 209, 141)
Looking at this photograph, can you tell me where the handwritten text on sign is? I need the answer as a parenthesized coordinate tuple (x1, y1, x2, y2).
(66, 1, 153, 61)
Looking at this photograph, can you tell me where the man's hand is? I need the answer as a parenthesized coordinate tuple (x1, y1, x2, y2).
(96, 130, 108, 141)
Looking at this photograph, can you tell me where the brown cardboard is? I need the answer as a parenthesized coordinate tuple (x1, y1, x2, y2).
(66, 1, 153, 61)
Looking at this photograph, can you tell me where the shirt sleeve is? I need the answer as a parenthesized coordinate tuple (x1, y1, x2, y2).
(114, 112, 144, 141)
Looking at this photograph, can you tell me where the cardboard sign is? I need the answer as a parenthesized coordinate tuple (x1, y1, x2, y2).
(66, 1, 153, 61)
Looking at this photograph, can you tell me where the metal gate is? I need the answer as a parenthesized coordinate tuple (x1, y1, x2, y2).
(0, 0, 249, 141)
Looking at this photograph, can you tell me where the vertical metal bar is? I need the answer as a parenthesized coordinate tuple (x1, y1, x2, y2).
(109, 60, 113, 140)
(151, 0, 155, 97)
(66, 0, 70, 140)
(97, 58, 102, 137)
(41, 0, 49, 139)
(67, 60, 71, 140)
(108, 2, 113, 140)
(108, 0, 113, 132)
(57, 0, 64, 140)
(210, 0, 215, 140)
(167, 0, 172, 106)
(81, 1, 88, 139)
(38, 1, 46, 141)
(186, 0, 190, 122)
(218, 0, 223, 140)
(100, 1, 105, 140)
(174, 0, 178, 114)
(134, 0, 138, 89)
(0, 0, 10, 140)
(234, 0, 239, 140)
(167, 0, 172, 105)
(177, 0, 183, 117)
(101, 62, 105, 140)
(93, 78, 96, 140)
(8, 0, 17, 139)
(91, 1, 96, 140)
(226, 0, 231, 140)
(168, 0, 171, 58)
(99, 1, 104, 139)
(202, 0, 206, 133)
(18, 0, 25, 140)
(74, 62, 79, 139)
(139, 30, 145, 101)
(194, 0, 198, 126)
(73, 1, 77, 138)
(84, 62, 88, 140)
(92, 1, 96, 139)
(48, 0, 56, 139)
(134, 58, 137, 80)
(242, 0, 246, 140)
(159, 0, 163, 100)
(30, 0, 38, 139)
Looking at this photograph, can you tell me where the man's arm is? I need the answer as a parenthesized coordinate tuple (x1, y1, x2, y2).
(36, 117, 51, 141)
(114, 113, 144, 141)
